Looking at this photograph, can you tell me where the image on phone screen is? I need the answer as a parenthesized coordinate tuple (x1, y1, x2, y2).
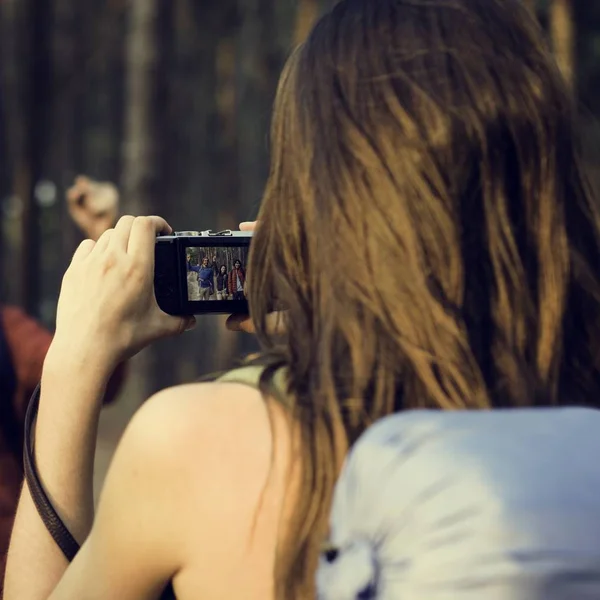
(185, 246, 248, 302)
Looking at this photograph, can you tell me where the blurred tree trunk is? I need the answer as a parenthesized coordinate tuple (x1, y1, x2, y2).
(550, 0, 576, 88)
(42, 0, 84, 327)
(213, 4, 243, 367)
(236, 0, 281, 215)
(21, 0, 52, 317)
(0, 0, 24, 304)
(294, 0, 319, 44)
(122, 0, 159, 400)
(49, 0, 79, 295)
(122, 0, 158, 217)
(214, 5, 240, 230)
(0, 72, 7, 295)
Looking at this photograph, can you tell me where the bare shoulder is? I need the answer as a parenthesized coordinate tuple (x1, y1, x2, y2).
(121, 380, 294, 496)
(56, 381, 294, 599)
(129, 379, 292, 459)
(110, 380, 294, 597)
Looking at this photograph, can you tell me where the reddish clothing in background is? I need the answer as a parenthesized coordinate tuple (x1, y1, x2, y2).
(0, 306, 124, 594)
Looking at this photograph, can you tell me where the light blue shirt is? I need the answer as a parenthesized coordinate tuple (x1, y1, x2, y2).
(317, 408, 600, 600)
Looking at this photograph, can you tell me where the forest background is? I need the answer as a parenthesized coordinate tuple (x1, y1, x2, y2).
(0, 0, 595, 492)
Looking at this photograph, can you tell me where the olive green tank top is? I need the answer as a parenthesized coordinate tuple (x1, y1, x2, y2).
(217, 364, 289, 399)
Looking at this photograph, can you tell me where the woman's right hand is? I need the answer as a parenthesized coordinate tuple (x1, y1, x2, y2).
(48, 215, 196, 374)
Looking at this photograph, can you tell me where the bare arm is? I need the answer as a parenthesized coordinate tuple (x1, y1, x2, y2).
(5, 367, 184, 600)
(4, 354, 109, 598)
(4, 215, 190, 598)
(6, 377, 286, 600)
(5, 216, 284, 599)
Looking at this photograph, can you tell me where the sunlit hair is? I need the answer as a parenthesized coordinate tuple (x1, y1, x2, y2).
(247, 0, 600, 597)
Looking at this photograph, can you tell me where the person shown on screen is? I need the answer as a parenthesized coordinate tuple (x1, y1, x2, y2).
(227, 259, 245, 300)
(198, 257, 215, 300)
(216, 265, 228, 300)
(186, 253, 199, 274)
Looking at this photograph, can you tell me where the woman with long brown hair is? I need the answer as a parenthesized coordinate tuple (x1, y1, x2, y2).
(5, 0, 600, 598)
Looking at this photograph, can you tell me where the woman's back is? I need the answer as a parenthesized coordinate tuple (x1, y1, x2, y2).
(6, 0, 600, 598)
(319, 408, 600, 599)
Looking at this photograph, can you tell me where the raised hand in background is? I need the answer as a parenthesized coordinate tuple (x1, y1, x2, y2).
(66, 175, 119, 242)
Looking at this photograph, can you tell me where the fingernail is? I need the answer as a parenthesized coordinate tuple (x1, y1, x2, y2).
(184, 318, 197, 331)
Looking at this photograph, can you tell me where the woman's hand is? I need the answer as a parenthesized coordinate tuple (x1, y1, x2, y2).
(49, 215, 196, 373)
(225, 220, 287, 335)
(239, 221, 256, 231)
(226, 221, 257, 333)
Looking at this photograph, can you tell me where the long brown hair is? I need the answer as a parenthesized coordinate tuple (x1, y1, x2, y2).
(247, 0, 600, 596)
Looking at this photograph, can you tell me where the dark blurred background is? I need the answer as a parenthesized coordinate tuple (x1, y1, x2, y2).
(0, 0, 598, 491)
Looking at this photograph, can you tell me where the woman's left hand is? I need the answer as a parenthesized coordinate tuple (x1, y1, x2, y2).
(49, 215, 196, 373)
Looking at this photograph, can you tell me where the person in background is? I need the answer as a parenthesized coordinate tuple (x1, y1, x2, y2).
(66, 176, 119, 241)
(216, 265, 228, 300)
(317, 409, 600, 600)
(227, 259, 245, 300)
(0, 175, 123, 592)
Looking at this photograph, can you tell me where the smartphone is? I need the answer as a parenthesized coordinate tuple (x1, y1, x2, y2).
(154, 230, 252, 315)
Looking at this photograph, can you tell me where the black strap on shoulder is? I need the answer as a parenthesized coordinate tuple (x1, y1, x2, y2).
(22, 384, 177, 599)
(23, 384, 80, 561)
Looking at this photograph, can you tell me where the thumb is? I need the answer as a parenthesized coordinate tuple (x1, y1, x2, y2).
(159, 314, 197, 337)
(181, 316, 197, 333)
(239, 221, 258, 232)
(226, 313, 254, 333)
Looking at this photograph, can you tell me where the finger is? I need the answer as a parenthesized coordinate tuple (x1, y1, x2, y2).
(92, 228, 114, 253)
(109, 215, 136, 251)
(66, 176, 90, 203)
(127, 216, 172, 266)
(66, 189, 81, 205)
(71, 239, 96, 263)
(239, 221, 258, 231)
(66, 186, 89, 214)
(74, 175, 90, 188)
(180, 316, 197, 333)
